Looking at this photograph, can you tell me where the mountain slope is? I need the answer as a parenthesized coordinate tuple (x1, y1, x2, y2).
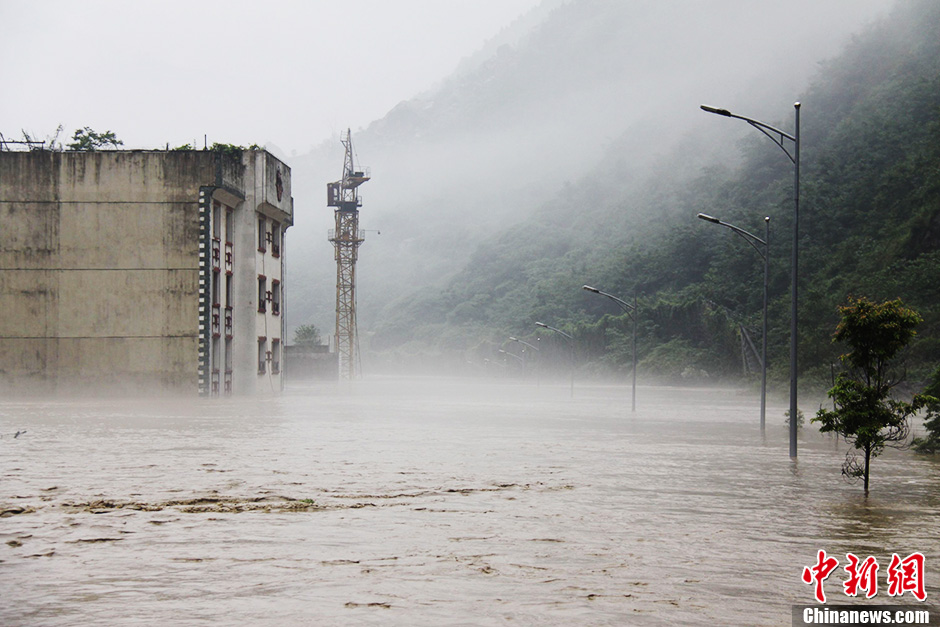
(284, 0, 893, 345)
(368, 0, 940, 387)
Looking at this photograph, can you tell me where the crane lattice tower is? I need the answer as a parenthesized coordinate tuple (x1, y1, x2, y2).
(327, 130, 369, 380)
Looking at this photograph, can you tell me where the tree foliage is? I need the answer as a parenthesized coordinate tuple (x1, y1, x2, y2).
(209, 142, 261, 158)
(913, 365, 940, 453)
(814, 297, 930, 492)
(66, 127, 123, 151)
(293, 324, 322, 345)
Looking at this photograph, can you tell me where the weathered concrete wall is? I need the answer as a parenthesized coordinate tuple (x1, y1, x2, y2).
(0, 151, 223, 395)
(229, 150, 294, 395)
(284, 345, 337, 381)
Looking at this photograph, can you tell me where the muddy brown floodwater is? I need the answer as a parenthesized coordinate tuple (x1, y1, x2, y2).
(1, 377, 938, 625)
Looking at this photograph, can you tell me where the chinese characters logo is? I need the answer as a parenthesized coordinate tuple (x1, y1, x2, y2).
(802, 551, 926, 603)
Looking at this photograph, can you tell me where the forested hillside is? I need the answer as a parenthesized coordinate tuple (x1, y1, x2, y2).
(368, 0, 940, 391)
(285, 0, 890, 351)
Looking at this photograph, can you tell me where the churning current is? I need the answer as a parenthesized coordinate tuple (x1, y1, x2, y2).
(2, 377, 938, 626)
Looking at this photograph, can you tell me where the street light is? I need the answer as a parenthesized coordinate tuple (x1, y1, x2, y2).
(498, 348, 524, 364)
(582, 285, 638, 412)
(509, 336, 540, 352)
(701, 102, 800, 459)
(697, 213, 770, 431)
(535, 322, 574, 397)
(509, 336, 540, 386)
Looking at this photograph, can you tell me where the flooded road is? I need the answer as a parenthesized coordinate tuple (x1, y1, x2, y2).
(2, 377, 938, 625)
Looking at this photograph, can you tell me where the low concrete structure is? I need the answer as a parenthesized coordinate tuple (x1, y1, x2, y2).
(284, 343, 338, 381)
(0, 148, 293, 396)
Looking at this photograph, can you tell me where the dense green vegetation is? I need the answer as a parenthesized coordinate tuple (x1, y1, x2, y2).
(370, 1, 940, 397)
(913, 366, 940, 453)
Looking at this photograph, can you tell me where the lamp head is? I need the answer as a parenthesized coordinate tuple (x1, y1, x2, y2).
(697, 213, 721, 224)
(582, 285, 600, 293)
(535, 322, 548, 329)
(701, 104, 732, 117)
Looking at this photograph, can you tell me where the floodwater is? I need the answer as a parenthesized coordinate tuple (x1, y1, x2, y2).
(1, 377, 938, 626)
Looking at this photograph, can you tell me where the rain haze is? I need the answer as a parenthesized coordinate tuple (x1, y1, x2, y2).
(2, 1, 940, 626)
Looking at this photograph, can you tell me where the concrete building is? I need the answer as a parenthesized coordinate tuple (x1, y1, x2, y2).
(0, 148, 293, 396)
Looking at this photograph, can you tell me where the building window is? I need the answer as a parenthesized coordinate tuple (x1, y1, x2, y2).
(272, 339, 280, 374)
(258, 337, 267, 374)
(213, 201, 222, 239)
(211, 339, 220, 396)
(224, 337, 233, 395)
(258, 216, 267, 252)
(212, 272, 220, 306)
(225, 207, 234, 272)
(271, 221, 281, 257)
(271, 280, 280, 315)
(211, 273, 221, 338)
(257, 275, 267, 313)
(212, 202, 222, 270)
(225, 207, 234, 243)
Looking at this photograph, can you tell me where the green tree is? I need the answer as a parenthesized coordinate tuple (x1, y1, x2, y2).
(67, 127, 123, 151)
(293, 324, 322, 346)
(913, 365, 940, 453)
(814, 297, 930, 493)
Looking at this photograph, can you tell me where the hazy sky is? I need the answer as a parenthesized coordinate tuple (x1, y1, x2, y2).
(0, 0, 542, 155)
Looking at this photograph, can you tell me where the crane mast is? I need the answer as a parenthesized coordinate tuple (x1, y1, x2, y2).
(327, 129, 369, 380)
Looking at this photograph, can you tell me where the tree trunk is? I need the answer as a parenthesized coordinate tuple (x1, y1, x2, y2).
(863, 445, 871, 494)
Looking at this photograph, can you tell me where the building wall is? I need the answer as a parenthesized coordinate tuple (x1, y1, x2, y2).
(0, 149, 293, 396)
(226, 150, 293, 395)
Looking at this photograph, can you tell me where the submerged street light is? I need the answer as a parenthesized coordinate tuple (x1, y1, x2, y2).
(509, 336, 540, 353)
(498, 348, 524, 364)
(582, 285, 638, 412)
(535, 322, 574, 397)
(509, 336, 540, 385)
(701, 102, 800, 459)
(697, 213, 770, 431)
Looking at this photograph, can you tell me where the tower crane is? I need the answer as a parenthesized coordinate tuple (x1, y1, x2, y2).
(327, 129, 370, 380)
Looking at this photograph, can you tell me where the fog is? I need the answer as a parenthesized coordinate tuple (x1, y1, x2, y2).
(281, 0, 895, 356)
(5, 3, 939, 623)
(0, 0, 543, 153)
(0, 0, 898, 360)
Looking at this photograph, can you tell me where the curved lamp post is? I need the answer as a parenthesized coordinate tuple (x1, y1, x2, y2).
(582, 285, 637, 412)
(697, 214, 769, 431)
(498, 348, 524, 365)
(701, 102, 800, 459)
(535, 322, 574, 397)
(509, 336, 540, 386)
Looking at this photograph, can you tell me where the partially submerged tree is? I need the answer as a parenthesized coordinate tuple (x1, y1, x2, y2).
(814, 297, 930, 493)
(913, 365, 940, 453)
(66, 127, 123, 151)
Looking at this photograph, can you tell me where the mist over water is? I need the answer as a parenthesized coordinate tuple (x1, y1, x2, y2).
(2, 378, 938, 625)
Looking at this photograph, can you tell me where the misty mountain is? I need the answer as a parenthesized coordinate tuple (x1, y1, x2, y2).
(367, 0, 940, 386)
(284, 0, 894, 363)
